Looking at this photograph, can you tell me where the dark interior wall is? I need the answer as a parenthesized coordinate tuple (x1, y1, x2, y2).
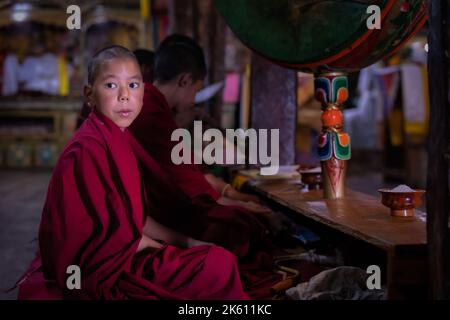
(250, 53, 297, 166)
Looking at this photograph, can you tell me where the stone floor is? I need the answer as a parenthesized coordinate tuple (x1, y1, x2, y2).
(0, 168, 400, 300)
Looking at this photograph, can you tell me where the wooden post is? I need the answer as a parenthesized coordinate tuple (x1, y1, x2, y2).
(168, 0, 225, 127)
(250, 53, 297, 165)
(314, 72, 351, 199)
(196, 0, 226, 126)
(168, 0, 194, 37)
(426, 0, 449, 300)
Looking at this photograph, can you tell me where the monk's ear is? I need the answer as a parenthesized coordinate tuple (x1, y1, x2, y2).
(84, 85, 94, 106)
(177, 73, 193, 88)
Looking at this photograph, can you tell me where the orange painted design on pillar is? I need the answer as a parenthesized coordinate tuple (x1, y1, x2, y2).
(321, 109, 343, 127)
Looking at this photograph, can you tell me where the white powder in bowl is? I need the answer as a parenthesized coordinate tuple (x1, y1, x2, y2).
(299, 166, 321, 173)
(390, 184, 416, 192)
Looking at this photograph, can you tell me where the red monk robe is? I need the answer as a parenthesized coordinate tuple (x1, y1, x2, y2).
(17, 111, 249, 300)
(131, 83, 219, 200)
(129, 83, 269, 259)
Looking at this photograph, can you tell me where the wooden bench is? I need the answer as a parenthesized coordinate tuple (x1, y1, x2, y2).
(247, 179, 427, 299)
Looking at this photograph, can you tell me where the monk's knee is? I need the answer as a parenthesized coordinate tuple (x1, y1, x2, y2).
(206, 246, 239, 273)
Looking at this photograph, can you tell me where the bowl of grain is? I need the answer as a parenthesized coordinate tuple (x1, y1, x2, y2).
(298, 165, 322, 190)
(378, 185, 426, 218)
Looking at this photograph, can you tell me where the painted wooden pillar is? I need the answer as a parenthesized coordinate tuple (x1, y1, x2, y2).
(314, 72, 351, 199)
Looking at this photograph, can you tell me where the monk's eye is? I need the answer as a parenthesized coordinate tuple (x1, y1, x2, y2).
(129, 82, 140, 89)
(104, 83, 117, 89)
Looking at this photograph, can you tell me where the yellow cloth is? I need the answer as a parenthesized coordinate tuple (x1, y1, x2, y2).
(240, 63, 251, 129)
(58, 55, 69, 96)
(389, 109, 403, 146)
(231, 173, 250, 191)
(140, 0, 151, 19)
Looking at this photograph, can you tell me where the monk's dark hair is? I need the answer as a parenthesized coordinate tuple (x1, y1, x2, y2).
(133, 49, 155, 83)
(154, 34, 206, 84)
(87, 45, 139, 85)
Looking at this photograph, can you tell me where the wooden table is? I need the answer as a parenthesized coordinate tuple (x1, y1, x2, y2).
(247, 179, 427, 299)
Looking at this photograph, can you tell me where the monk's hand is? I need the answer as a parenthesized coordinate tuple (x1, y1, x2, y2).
(217, 196, 270, 214)
(136, 235, 164, 253)
(186, 238, 215, 248)
(240, 201, 272, 214)
(225, 187, 261, 204)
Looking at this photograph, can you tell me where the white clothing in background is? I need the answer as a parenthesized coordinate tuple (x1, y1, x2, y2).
(2, 54, 20, 96)
(344, 63, 384, 150)
(20, 53, 59, 95)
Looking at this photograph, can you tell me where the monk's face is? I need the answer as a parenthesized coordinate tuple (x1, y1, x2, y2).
(85, 58, 144, 130)
(173, 74, 204, 113)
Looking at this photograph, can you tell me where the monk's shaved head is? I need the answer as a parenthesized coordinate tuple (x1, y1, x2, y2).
(88, 45, 139, 85)
(154, 34, 206, 84)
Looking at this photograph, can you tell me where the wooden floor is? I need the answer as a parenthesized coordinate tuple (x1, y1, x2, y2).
(0, 170, 51, 300)
(0, 168, 396, 300)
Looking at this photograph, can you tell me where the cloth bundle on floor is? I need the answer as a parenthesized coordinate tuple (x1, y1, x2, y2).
(286, 266, 386, 300)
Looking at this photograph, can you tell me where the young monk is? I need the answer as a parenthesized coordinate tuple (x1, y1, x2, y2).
(17, 45, 249, 300)
(77, 49, 155, 129)
(130, 35, 269, 213)
(129, 35, 281, 259)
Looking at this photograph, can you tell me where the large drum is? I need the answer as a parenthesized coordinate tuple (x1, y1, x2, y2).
(214, 0, 427, 199)
(214, 0, 427, 72)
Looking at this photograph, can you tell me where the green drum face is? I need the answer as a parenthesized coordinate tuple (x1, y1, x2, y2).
(214, 0, 427, 72)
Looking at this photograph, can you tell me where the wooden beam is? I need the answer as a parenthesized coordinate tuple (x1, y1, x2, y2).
(426, 0, 449, 300)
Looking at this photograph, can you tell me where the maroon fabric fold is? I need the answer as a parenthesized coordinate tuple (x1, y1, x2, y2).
(18, 111, 248, 300)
